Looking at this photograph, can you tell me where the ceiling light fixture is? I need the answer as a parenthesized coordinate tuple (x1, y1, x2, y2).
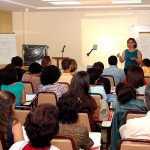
(111, 0, 141, 4)
(48, 1, 81, 5)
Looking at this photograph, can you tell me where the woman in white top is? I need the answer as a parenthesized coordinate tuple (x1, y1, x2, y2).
(10, 104, 59, 150)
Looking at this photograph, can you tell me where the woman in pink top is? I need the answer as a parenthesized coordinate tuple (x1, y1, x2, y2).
(22, 63, 42, 93)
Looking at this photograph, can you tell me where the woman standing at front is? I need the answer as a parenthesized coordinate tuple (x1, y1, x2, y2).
(117, 38, 142, 75)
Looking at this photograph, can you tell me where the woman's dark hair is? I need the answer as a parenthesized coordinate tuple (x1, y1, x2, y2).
(87, 68, 100, 85)
(69, 71, 90, 100)
(127, 38, 137, 48)
(116, 82, 136, 104)
(29, 63, 42, 74)
(57, 92, 81, 124)
(2, 64, 18, 85)
(11, 56, 23, 67)
(0, 91, 16, 138)
(41, 56, 51, 69)
(41, 65, 61, 85)
(93, 61, 104, 75)
(70, 59, 77, 72)
(142, 58, 150, 67)
(127, 66, 144, 88)
(24, 104, 59, 148)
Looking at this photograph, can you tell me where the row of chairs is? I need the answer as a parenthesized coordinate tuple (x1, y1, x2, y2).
(102, 75, 150, 88)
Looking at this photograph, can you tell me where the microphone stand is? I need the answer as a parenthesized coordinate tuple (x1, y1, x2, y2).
(87, 49, 94, 56)
(61, 45, 65, 58)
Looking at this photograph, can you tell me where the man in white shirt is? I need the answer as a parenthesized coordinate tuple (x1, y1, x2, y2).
(58, 58, 73, 84)
(119, 83, 150, 140)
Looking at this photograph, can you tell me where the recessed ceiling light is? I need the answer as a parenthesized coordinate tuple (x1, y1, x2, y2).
(48, 1, 81, 5)
(112, 0, 141, 4)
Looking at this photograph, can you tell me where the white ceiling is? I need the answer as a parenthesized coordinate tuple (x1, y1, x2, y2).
(0, 0, 150, 12)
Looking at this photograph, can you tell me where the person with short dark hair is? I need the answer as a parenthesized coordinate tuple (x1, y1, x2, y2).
(127, 66, 146, 94)
(11, 56, 26, 81)
(10, 104, 59, 150)
(110, 82, 148, 150)
(87, 68, 107, 100)
(22, 63, 42, 93)
(117, 38, 142, 75)
(103, 55, 125, 85)
(142, 58, 150, 77)
(57, 92, 94, 150)
(1, 64, 25, 106)
(93, 62, 111, 94)
(38, 65, 68, 99)
(41, 56, 51, 69)
(120, 83, 150, 140)
(58, 58, 72, 84)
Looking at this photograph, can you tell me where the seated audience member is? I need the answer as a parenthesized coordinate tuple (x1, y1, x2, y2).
(110, 82, 148, 150)
(11, 56, 26, 81)
(58, 58, 73, 84)
(120, 83, 150, 139)
(103, 55, 125, 85)
(69, 71, 97, 116)
(0, 91, 24, 149)
(57, 92, 94, 150)
(127, 65, 147, 94)
(38, 65, 68, 100)
(1, 64, 25, 106)
(93, 61, 111, 94)
(10, 104, 59, 150)
(70, 58, 78, 75)
(142, 58, 150, 77)
(87, 68, 107, 100)
(41, 56, 51, 69)
(68, 71, 97, 131)
(22, 62, 42, 93)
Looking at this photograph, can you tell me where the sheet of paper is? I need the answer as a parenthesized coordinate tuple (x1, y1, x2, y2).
(89, 132, 101, 147)
(26, 94, 36, 102)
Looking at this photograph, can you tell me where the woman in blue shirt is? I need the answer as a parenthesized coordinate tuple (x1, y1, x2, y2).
(117, 38, 142, 75)
(1, 64, 25, 106)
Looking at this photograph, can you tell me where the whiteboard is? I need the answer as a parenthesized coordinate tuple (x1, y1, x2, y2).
(138, 32, 150, 59)
(0, 34, 17, 64)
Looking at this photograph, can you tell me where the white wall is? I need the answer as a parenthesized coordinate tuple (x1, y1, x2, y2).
(12, 10, 150, 70)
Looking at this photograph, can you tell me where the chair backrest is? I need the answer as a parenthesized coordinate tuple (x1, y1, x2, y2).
(137, 94, 145, 100)
(90, 93, 102, 119)
(77, 112, 91, 132)
(118, 139, 150, 150)
(125, 110, 147, 123)
(145, 76, 150, 83)
(102, 75, 115, 87)
(14, 108, 31, 125)
(37, 92, 57, 106)
(23, 81, 34, 94)
(51, 135, 76, 150)
(0, 133, 6, 150)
